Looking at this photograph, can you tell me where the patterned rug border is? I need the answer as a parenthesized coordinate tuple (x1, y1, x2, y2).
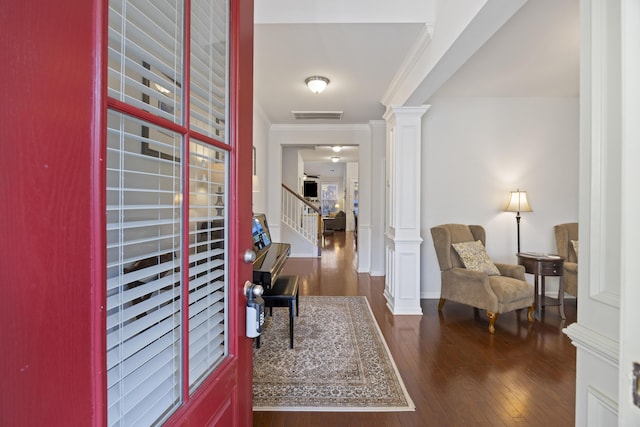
(252, 296, 415, 412)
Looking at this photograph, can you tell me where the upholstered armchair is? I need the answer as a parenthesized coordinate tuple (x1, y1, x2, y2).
(430, 224, 534, 333)
(554, 222, 578, 297)
(333, 210, 346, 231)
(324, 210, 346, 232)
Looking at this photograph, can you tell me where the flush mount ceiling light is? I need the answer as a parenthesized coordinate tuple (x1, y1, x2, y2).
(305, 76, 330, 94)
(332, 146, 342, 152)
(331, 156, 340, 163)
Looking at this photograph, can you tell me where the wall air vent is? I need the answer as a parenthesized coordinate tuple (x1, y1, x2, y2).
(292, 111, 343, 120)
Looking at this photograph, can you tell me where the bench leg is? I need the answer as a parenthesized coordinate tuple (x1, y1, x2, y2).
(289, 301, 295, 348)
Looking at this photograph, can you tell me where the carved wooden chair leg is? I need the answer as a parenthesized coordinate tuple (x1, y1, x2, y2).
(527, 305, 535, 322)
(487, 311, 498, 334)
(438, 298, 446, 311)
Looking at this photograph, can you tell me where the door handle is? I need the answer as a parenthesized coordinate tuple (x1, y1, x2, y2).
(243, 249, 256, 264)
(243, 281, 264, 300)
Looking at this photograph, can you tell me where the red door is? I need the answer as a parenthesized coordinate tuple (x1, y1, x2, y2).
(1, 1, 254, 426)
(103, 0, 255, 426)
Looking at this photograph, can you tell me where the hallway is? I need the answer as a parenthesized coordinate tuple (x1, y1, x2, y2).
(254, 231, 576, 426)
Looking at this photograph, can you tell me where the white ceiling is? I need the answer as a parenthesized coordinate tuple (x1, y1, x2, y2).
(254, 0, 579, 163)
(432, 0, 579, 98)
(254, 23, 426, 125)
(298, 144, 359, 164)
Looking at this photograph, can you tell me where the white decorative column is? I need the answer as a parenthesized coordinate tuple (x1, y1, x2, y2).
(383, 105, 429, 315)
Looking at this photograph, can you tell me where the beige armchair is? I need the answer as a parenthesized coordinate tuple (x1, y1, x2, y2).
(554, 222, 578, 297)
(431, 224, 534, 333)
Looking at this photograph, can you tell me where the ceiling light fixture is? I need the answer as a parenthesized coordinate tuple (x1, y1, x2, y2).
(332, 146, 342, 152)
(331, 156, 340, 163)
(305, 76, 330, 94)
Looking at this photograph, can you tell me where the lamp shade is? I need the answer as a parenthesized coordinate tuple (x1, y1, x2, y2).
(504, 189, 532, 213)
(305, 76, 329, 94)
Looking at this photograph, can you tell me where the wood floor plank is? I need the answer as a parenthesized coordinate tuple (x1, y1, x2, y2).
(253, 232, 576, 426)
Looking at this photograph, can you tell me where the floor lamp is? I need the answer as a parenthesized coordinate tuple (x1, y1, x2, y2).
(504, 189, 533, 253)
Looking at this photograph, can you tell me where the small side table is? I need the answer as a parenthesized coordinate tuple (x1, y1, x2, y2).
(517, 253, 566, 320)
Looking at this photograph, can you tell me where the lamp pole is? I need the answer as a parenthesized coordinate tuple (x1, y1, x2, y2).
(505, 189, 532, 254)
(515, 211, 522, 253)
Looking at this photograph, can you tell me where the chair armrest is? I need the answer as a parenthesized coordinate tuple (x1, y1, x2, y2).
(495, 263, 525, 280)
(442, 268, 497, 310)
(564, 261, 578, 274)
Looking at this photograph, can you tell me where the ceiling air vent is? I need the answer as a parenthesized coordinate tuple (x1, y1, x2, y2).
(292, 111, 343, 120)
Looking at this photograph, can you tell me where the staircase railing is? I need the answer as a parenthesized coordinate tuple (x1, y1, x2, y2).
(281, 183, 322, 256)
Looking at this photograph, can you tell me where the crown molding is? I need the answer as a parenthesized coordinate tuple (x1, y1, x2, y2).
(380, 24, 433, 107)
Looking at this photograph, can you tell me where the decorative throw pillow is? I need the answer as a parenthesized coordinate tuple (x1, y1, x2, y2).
(452, 240, 501, 275)
(570, 240, 579, 260)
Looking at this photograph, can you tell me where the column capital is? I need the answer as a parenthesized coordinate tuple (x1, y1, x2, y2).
(383, 105, 430, 121)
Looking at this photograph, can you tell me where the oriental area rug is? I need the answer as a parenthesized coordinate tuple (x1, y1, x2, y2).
(252, 296, 415, 412)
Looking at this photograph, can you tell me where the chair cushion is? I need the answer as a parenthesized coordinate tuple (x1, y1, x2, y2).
(452, 240, 500, 276)
(489, 275, 533, 303)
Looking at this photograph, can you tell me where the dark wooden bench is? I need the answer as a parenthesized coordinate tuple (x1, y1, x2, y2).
(256, 275, 299, 349)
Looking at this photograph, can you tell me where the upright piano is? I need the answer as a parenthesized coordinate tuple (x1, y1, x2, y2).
(252, 214, 290, 289)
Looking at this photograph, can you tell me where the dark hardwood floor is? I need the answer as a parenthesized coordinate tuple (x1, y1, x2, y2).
(253, 231, 576, 427)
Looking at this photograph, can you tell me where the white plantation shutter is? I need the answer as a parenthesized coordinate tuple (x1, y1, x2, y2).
(190, 0, 228, 139)
(105, 110, 183, 426)
(188, 141, 228, 389)
(106, 0, 232, 424)
(108, 0, 184, 124)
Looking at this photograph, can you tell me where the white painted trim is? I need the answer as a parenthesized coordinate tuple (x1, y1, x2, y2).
(590, 290, 621, 308)
(381, 24, 433, 106)
(563, 322, 619, 367)
(420, 291, 440, 299)
(587, 386, 619, 426)
(618, 1, 640, 424)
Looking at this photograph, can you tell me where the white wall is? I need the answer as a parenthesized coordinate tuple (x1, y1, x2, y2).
(252, 103, 270, 214)
(369, 121, 386, 276)
(421, 97, 579, 298)
(282, 146, 302, 190)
